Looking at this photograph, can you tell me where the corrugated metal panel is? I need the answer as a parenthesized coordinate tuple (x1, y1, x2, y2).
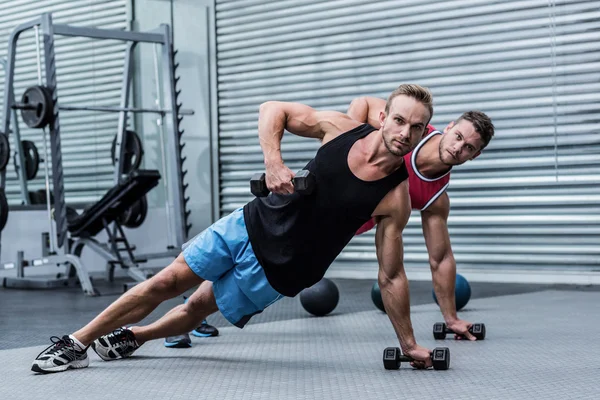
(215, 0, 600, 272)
(0, 0, 128, 205)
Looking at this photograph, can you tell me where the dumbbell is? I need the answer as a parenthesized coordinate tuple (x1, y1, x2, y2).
(432, 322, 486, 340)
(250, 169, 315, 197)
(382, 346, 450, 370)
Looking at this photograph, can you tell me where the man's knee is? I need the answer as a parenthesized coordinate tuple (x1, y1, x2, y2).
(185, 281, 218, 317)
(145, 271, 178, 299)
(144, 255, 201, 299)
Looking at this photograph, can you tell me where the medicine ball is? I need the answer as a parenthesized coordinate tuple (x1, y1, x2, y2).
(371, 281, 386, 313)
(300, 278, 339, 316)
(432, 273, 471, 311)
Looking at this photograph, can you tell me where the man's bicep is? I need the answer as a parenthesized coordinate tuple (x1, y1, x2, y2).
(347, 96, 386, 127)
(266, 101, 325, 139)
(271, 102, 353, 141)
(364, 97, 386, 128)
(346, 97, 369, 122)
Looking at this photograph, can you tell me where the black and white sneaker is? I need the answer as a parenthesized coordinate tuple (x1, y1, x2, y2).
(91, 327, 140, 361)
(31, 335, 89, 374)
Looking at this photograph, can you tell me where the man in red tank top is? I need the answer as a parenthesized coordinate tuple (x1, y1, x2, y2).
(349, 96, 494, 340)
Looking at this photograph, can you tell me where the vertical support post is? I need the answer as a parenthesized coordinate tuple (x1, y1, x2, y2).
(41, 13, 66, 251)
(11, 100, 29, 205)
(35, 24, 56, 254)
(160, 24, 186, 247)
(153, 43, 175, 247)
(2, 27, 37, 205)
(113, 41, 137, 183)
(207, 6, 221, 223)
(0, 59, 29, 205)
(1, 35, 17, 193)
(0, 16, 44, 257)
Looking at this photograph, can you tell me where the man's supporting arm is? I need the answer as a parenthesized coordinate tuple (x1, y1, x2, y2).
(375, 182, 416, 352)
(421, 193, 458, 323)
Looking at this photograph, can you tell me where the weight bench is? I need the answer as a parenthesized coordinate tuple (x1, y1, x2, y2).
(67, 169, 160, 238)
(68, 169, 161, 290)
(3, 169, 161, 296)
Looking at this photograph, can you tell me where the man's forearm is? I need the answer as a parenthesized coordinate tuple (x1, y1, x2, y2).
(431, 258, 458, 323)
(379, 271, 417, 352)
(257, 101, 285, 165)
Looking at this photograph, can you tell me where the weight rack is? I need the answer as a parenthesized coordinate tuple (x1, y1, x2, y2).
(0, 13, 193, 295)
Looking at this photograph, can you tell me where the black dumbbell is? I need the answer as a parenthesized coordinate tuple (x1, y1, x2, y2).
(250, 169, 315, 197)
(433, 322, 486, 340)
(383, 346, 450, 370)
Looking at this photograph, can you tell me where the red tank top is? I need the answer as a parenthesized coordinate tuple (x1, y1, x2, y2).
(355, 125, 451, 235)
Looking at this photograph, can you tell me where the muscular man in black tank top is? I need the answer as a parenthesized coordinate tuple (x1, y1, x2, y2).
(247, 84, 436, 368)
(31, 84, 437, 373)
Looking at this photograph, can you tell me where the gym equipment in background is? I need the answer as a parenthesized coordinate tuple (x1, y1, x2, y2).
(432, 273, 472, 311)
(0, 13, 193, 295)
(300, 277, 339, 316)
(371, 281, 386, 312)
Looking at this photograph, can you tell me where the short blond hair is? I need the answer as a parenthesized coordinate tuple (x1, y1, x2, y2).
(385, 84, 433, 121)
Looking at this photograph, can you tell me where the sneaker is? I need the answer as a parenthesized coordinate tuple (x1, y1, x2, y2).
(31, 335, 89, 374)
(91, 327, 139, 361)
(191, 320, 219, 337)
(164, 333, 192, 348)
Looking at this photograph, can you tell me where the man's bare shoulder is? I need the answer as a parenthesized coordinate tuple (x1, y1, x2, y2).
(317, 111, 364, 145)
(421, 191, 450, 217)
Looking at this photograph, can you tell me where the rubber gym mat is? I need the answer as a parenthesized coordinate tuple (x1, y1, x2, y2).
(2, 290, 598, 399)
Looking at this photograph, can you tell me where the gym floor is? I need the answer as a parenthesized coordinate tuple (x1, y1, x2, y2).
(1, 277, 598, 399)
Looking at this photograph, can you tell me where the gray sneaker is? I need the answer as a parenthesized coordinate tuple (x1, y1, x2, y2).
(91, 327, 140, 361)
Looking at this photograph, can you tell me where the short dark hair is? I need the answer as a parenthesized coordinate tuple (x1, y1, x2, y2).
(456, 111, 495, 149)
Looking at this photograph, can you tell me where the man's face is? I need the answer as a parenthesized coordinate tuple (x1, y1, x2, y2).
(379, 95, 430, 157)
(438, 119, 485, 166)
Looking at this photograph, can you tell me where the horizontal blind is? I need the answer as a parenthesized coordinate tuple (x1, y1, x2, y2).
(0, 0, 128, 205)
(216, 0, 600, 272)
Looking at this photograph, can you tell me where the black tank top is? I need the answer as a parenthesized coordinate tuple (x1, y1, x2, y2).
(243, 124, 409, 296)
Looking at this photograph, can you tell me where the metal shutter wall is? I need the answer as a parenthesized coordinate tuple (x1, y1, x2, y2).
(0, 0, 128, 205)
(215, 0, 600, 273)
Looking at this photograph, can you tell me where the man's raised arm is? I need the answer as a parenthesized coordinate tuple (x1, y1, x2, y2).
(258, 101, 326, 166)
(257, 101, 358, 194)
(346, 96, 386, 128)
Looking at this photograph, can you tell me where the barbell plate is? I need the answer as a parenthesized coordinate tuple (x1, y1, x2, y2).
(14, 140, 40, 181)
(19, 85, 53, 129)
(0, 134, 10, 172)
(111, 130, 144, 173)
(0, 188, 8, 232)
(119, 195, 148, 229)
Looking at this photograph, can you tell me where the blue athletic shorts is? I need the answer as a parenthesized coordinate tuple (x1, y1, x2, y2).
(182, 207, 283, 328)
